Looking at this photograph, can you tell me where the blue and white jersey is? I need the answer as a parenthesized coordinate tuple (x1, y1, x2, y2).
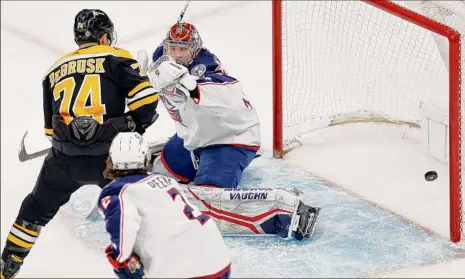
(152, 45, 261, 151)
(98, 174, 231, 278)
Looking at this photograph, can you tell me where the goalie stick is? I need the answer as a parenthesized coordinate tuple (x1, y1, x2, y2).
(137, 0, 192, 74)
(177, 0, 191, 24)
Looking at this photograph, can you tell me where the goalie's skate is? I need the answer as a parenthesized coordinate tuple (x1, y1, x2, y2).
(293, 201, 320, 241)
(1, 254, 23, 278)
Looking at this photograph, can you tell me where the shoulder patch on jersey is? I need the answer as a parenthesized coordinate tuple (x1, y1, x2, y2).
(190, 64, 206, 78)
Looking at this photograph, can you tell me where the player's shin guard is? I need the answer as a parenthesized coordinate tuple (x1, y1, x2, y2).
(1, 218, 42, 278)
(182, 187, 320, 240)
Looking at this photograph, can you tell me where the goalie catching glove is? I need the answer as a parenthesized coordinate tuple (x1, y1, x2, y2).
(147, 55, 197, 92)
(105, 245, 145, 279)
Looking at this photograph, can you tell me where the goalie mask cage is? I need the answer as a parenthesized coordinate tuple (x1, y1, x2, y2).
(272, 0, 464, 242)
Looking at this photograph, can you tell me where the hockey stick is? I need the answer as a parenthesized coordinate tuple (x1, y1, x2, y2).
(16, 131, 168, 163)
(18, 129, 263, 163)
(18, 131, 50, 162)
(177, 0, 191, 23)
(17, 133, 169, 163)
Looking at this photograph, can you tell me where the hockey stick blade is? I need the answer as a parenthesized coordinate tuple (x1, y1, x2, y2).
(18, 131, 50, 162)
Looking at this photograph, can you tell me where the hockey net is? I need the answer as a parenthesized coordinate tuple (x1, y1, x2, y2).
(272, 0, 464, 242)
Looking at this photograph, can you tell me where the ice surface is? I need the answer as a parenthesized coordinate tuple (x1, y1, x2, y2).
(2, 1, 465, 277)
(61, 157, 465, 278)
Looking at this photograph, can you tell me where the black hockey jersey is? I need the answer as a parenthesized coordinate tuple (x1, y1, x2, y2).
(42, 45, 158, 155)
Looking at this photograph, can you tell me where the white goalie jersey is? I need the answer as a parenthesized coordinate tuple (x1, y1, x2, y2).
(170, 80, 261, 151)
(145, 51, 261, 151)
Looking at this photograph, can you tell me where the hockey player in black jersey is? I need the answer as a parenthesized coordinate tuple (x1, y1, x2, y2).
(1, 9, 159, 278)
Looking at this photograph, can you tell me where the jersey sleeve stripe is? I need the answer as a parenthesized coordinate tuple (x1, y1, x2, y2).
(44, 128, 54, 136)
(127, 87, 157, 103)
(128, 94, 158, 111)
(127, 81, 151, 97)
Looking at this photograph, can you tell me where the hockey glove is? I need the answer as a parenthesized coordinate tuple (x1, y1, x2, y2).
(105, 245, 145, 279)
(150, 60, 198, 91)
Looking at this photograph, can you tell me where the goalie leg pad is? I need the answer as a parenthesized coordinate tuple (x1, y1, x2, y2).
(181, 186, 302, 238)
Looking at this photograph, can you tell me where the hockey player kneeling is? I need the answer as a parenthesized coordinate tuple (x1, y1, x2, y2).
(99, 132, 231, 278)
(139, 21, 320, 240)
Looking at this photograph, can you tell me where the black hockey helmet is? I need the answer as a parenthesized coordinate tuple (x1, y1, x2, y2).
(74, 9, 116, 45)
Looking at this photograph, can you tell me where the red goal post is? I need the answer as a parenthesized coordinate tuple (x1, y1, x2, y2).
(272, 0, 463, 242)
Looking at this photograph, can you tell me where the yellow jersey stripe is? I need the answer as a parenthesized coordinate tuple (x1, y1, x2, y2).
(13, 223, 39, 237)
(128, 95, 158, 111)
(127, 87, 157, 103)
(128, 81, 151, 97)
(7, 234, 33, 249)
(45, 128, 54, 136)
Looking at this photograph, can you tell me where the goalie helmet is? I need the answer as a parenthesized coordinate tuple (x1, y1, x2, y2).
(163, 22, 203, 66)
(74, 9, 117, 45)
(109, 132, 151, 171)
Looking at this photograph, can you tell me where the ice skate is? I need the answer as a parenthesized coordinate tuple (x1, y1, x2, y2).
(1, 254, 23, 279)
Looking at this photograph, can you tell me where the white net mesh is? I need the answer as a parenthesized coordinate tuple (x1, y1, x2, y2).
(279, 0, 464, 241)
